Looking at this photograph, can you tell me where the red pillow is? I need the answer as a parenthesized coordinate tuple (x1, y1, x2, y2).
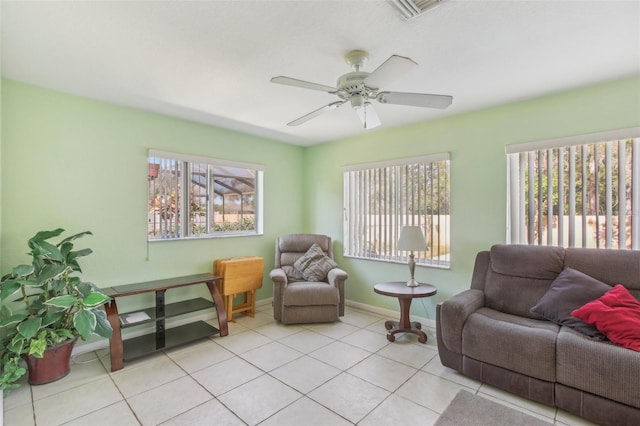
(572, 285, 640, 351)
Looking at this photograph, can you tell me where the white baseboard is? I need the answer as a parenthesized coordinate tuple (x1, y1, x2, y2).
(255, 298, 272, 308)
(73, 297, 434, 356)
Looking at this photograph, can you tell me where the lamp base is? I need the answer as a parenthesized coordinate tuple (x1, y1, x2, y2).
(405, 279, 420, 287)
(406, 252, 420, 287)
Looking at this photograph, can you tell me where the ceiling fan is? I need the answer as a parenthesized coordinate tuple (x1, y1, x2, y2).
(271, 50, 452, 130)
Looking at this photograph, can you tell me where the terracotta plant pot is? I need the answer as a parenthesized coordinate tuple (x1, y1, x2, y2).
(24, 338, 78, 385)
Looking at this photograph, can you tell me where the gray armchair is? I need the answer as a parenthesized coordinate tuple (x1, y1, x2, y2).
(270, 234, 348, 324)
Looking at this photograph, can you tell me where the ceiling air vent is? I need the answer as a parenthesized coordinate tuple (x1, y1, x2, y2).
(389, 0, 445, 20)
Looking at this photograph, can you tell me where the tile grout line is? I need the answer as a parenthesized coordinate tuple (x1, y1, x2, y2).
(6, 306, 576, 426)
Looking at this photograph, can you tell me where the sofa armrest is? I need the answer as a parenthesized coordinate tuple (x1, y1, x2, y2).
(439, 289, 485, 354)
(328, 268, 348, 316)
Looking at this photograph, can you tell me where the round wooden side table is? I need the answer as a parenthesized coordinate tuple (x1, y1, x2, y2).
(373, 281, 437, 343)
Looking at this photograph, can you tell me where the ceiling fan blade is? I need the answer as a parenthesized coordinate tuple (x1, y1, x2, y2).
(271, 76, 337, 93)
(377, 91, 453, 109)
(364, 55, 418, 89)
(355, 103, 381, 130)
(287, 101, 346, 126)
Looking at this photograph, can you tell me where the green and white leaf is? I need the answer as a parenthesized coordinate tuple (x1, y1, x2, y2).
(93, 309, 113, 339)
(36, 264, 67, 284)
(45, 295, 76, 308)
(0, 314, 28, 327)
(82, 292, 110, 308)
(73, 310, 96, 340)
(0, 280, 21, 301)
(41, 310, 65, 327)
(12, 264, 34, 277)
(58, 230, 92, 245)
(28, 334, 47, 358)
(17, 317, 42, 340)
(30, 228, 65, 243)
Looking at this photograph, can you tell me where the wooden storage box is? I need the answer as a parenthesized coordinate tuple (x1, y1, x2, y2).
(213, 256, 264, 321)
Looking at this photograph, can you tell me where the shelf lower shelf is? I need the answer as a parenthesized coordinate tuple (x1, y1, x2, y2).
(122, 321, 220, 361)
(119, 298, 215, 328)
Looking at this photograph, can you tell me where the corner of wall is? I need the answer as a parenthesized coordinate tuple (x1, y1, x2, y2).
(1, 78, 3, 261)
(0, 4, 4, 422)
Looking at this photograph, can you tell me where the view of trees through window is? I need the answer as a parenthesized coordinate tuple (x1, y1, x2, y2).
(148, 155, 259, 239)
(508, 136, 640, 249)
(344, 155, 451, 268)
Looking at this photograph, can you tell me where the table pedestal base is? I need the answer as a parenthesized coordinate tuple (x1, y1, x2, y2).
(384, 319, 427, 343)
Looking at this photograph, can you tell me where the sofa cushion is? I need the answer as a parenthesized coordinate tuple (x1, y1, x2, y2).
(484, 245, 565, 318)
(565, 247, 640, 292)
(490, 244, 565, 280)
(572, 284, 640, 351)
(530, 268, 610, 339)
(484, 269, 556, 319)
(293, 243, 337, 281)
(557, 326, 640, 409)
(282, 281, 339, 307)
(462, 307, 559, 381)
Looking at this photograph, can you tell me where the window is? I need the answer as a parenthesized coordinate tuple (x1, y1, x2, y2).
(343, 154, 451, 268)
(147, 150, 264, 240)
(507, 127, 640, 249)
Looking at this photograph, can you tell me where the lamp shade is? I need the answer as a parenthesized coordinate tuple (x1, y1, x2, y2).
(397, 226, 427, 252)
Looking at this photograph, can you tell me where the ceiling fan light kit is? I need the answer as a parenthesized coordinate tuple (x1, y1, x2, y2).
(271, 49, 452, 130)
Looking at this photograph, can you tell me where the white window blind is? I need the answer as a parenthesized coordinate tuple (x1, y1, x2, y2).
(343, 153, 451, 268)
(507, 127, 640, 249)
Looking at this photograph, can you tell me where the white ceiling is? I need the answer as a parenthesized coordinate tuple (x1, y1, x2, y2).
(2, 1, 639, 146)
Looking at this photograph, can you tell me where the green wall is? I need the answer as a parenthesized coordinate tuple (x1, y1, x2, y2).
(2, 75, 639, 326)
(0, 79, 304, 311)
(0, 76, 3, 269)
(304, 75, 640, 320)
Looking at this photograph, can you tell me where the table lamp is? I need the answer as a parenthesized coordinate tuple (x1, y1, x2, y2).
(398, 226, 427, 287)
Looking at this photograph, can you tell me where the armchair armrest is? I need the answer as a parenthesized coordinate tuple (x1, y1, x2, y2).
(327, 268, 347, 286)
(439, 289, 484, 354)
(270, 268, 288, 321)
(328, 268, 348, 316)
(269, 268, 288, 285)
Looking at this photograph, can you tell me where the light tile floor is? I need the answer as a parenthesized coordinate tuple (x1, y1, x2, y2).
(3, 305, 598, 426)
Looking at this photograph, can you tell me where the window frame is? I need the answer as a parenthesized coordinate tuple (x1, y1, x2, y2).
(343, 153, 451, 269)
(147, 149, 264, 241)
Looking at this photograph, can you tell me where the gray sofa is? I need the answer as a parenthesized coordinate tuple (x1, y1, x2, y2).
(436, 244, 640, 426)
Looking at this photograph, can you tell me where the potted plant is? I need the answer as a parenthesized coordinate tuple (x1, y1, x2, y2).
(0, 229, 113, 395)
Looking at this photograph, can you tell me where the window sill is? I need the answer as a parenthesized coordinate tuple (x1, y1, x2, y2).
(343, 254, 450, 270)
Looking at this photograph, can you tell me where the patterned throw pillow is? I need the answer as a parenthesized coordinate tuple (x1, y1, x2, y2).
(293, 243, 338, 282)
